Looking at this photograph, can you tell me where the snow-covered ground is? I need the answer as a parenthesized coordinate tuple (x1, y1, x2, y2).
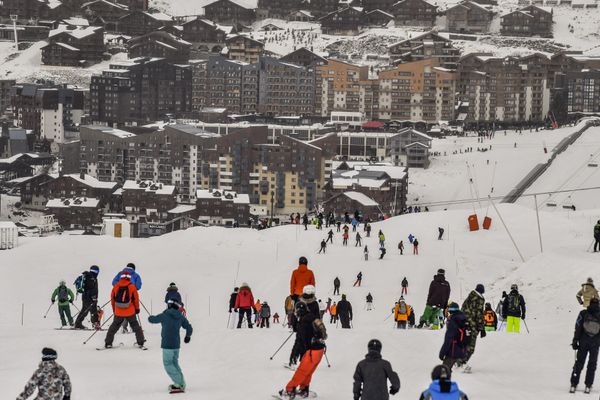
(0, 202, 597, 399)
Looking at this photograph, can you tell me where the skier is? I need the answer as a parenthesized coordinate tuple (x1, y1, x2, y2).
(438, 227, 444, 240)
(326, 229, 334, 244)
(352, 217, 359, 232)
(73, 265, 100, 330)
(259, 301, 271, 328)
(570, 297, 600, 393)
(594, 220, 600, 252)
(401, 277, 408, 296)
(336, 220, 342, 232)
(378, 230, 385, 248)
(104, 269, 145, 348)
(460, 284, 486, 372)
(495, 291, 507, 323)
(398, 241, 404, 255)
(166, 282, 183, 306)
(364, 246, 369, 261)
(235, 282, 255, 328)
(343, 230, 349, 246)
(51, 280, 75, 327)
(254, 300, 262, 325)
(577, 277, 599, 308)
(353, 339, 401, 400)
(278, 301, 327, 399)
(148, 299, 193, 394)
(228, 287, 238, 313)
(333, 277, 341, 296)
(318, 299, 326, 319)
(379, 247, 386, 260)
(111, 262, 142, 290)
(302, 214, 309, 230)
(16, 348, 71, 400)
(419, 365, 469, 400)
(502, 284, 526, 333)
(418, 269, 451, 328)
(274, 312, 280, 324)
(413, 238, 419, 255)
(366, 293, 374, 311)
(356, 232, 362, 247)
(439, 303, 468, 371)
(319, 239, 327, 254)
(366, 223, 371, 237)
(394, 297, 411, 329)
(330, 302, 338, 324)
(285, 295, 295, 328)
(290, 257, 316, 300)
(483, 303, 498, 331)
(298, 284, 320, 316)
(337, 294, 353, 328)
(354, 272, 363, 287)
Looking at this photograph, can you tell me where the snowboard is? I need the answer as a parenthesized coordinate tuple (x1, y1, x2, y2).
(272, 391, 317, 399)
(96, 343, 148, 351)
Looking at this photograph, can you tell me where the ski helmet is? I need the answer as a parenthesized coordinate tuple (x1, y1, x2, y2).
(437, 268, 445, 275)
(295, 301, 308, 316)
(475, 284, 485, 294)
(303, 285, 316, 295)
(59, 280, 66, 286)
(510, 284, 518, 291)
(447, 302, 460, 313)
(127, 263, 136, 270)
(42, 347, 57, 361)
(299, 256, 308, 265)
(431, 365, 451, 381)
(90, 265, 100, 274)
(367, 339, 382, 352)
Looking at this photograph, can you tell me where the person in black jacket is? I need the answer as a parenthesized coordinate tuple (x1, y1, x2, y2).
(74, 265, 100, 329)
(228, 287, 238, 313)
(333, 277, 341, 296)
(570, 297, 600, 393)
(439, 303, 468, 371)
(502, 284, 526, 333)
(337, 294, 353, 328)
(418, 269, 451, 328)
(353, 339, 400, 400)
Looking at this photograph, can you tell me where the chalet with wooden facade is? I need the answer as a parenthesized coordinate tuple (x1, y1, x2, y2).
(226, 35, 265, 64)
(257, 0, 302, 19)
(280, 48, 327, 67)
(203, 0, 257, 25)
(181, 18, 231, 54)
(117, 11, 173, 37)
(128, 31, 191, 62)
(194, 189, 250, 226)
(365, 9, 395, 26)
(81, 0, 130, 31)
(42, 25, 105, 67)
(446, 1, 494, 33)
(388, 31, 460, 69)
(287, 10, 316, 21)
(391, 0, 438, 26)
(0, 0, 68, 21)
(500, 5, 553, 37)
(319, 7, 365, 35)
(362, 0, 396, 12)
(122, 180, 177, 224)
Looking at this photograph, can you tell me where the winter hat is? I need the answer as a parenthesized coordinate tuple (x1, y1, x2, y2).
(431, 364, 451, 381)
(341, 294, 347, 300)
(120, 269, 132, 280)
(367, 339, 382, 353)
(59, 280, 66, 286)
(167, 299, 181, 309)
(475, 284, 485, 294)
(510, 284, 518, 291)
(447, 302, 460, 313)
(127, 263, 136, 270)
(90, 265, 100, 274)
(167, 283, 178, 291)
(485, 302, 492, 309)
(240, 282, 249, 288)
(437, 268, 445, 275)
(42, 347, 57, 361)
(299, 256, 308, 265)
(303, 285, 316, 295)
(588, 277, 594, 284)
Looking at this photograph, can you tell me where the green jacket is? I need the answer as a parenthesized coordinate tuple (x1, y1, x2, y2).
(461, 290, 485, 333)
(51, 286, 74, 306)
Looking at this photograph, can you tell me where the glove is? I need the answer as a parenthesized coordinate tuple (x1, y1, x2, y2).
(389, 386, 399, 395)
(522, 315, 526, 320)
(135, 309, 140, 315)
(439, 354, 444, 361)
(572, 341, 579, 350)
(229, 310, 232, 313)
(63, 396, 70, 400)
(69, 300, 73, 304)
(184, 336, 191, 344)
(480, 330, 487, 338)
(354, 395, 360, 400)
(234, 308, 238, 312)
(51, 300, 55, 304)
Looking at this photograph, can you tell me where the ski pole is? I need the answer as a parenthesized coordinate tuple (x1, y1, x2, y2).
(523, 319, 530, 334)
(43, 303, 55, 318)
(384, 311, 394, 321)
(83, 313, 113, 345)
(139, 300, 151, 316)
(227, 312, 232, 329)
(324, 351, 331, 368)
(269, 331, 295, 360)
(71, 303, 80, 313)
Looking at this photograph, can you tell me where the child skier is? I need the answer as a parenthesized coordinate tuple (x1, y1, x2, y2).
(484, 303, 498, 331)
(413, 238, 419, 255)
(353, 339, 401, 400)
(343, 231, 349, 246)
(379, 247, 386, 260)
(17, 348, 71, 400)
(398, 241, 404, 255)
(148, 299, 193, 394)
(273, 312, 280, 324)
(364, 246, 369, 261)
(51, 280, 75, 327)
(366, 293, 374, 311)
(319, 239, 327, 254)
(419, 365, 469, 400)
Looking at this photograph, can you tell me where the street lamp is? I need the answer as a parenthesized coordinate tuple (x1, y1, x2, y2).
(270, 190, 274, 227)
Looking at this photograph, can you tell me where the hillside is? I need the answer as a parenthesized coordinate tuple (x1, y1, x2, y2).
(0, 203, 596, 399)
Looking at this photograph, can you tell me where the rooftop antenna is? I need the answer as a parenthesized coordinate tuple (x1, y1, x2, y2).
(10, 15, 18, 49)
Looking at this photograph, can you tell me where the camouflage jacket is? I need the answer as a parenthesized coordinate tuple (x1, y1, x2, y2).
(17, 361, 71, 400)
(461, 290, 485, 333)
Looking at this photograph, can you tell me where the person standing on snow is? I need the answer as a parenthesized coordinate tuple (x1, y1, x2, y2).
(228, 287, 238, 313)
(439, 303, 468, 371)
(111, 263, 142, 333)
(104, 269, 145, 348)
(394, 297, 411, 329)
(366, 293, 374, 311)
(438, 227, 444, 240)
(16, 348, 71, 400)
(356, 232, 362, 247)
(418, 269, 451, 328)
(483, 303, 498, 332)
(235, 283, 255, 328)
(570, 297, 600, 394)
(259, 302, 271, 328)
(337, 294, 353, 328)
(354, 272, 363, 287)
(51, 280, 75, 327)
(166, 282, 183, 306)
(318, 299, 327, 319)
(419, 365, 469, 400)
(333, 277, 341, 296)
(364, 246, 369, 261)
(413, 238, 419, 255)
(299, 285, 320, 316)
(398, 241, 404, 255)
(401, 277, 408, 296)
(460, 284, 486, 372)
(336, 220, 342, 233)
(502, 284, 526, 333)
(326, 230, 334, 244)
(302, 214, 309, 230)
(577, 278, 599, 308)
(319, 239, 327, 254)
(379, 247, 386, 260)
(330, 302, 338, 324)
(594, 220, 600, 252)
(73, 265, 100, 330)
(366, 223, 371, 237)
(343, 230, 349, 246)
(290, 257, 316, 301)
(378, 230, 385, 248)
(148, 299, 193, 394)
(353, 339, 400, 400)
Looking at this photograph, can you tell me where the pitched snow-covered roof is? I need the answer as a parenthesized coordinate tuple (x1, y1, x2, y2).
(168, 204, 196, 214)
(63, 174, 118, 190)
(204, 0, 258, 10)
(342, 191, 379, 207)
(123, 180, 176, 195)
(46, 197, 100, 208)
(81, 0, 128, 10)
(49, 25, 102, 40)
(144, 12, 173, 21)
(196, 189, 250, 204)
(52, 42, 80, 52)
(86, 125, 137, 138)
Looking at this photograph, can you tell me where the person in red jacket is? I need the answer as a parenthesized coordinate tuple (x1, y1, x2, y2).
(290, 257, 316, 300)
(104, 270, 145, 348)
(235, 282, 255, 329)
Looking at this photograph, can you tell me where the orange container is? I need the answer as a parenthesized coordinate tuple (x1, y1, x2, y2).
(468, 214, 479, 231)
(483, 216, 492, 230)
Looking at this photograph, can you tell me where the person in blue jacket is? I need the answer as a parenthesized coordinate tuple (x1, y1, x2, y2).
(165, 282, 183, 305)
(112, 263, 142, 333)
(419, 365, 469, 400)
(148, 299, 193, 393)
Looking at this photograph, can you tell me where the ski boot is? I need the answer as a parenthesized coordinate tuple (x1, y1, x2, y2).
(570, 386, 576, 393)
(585, 386, 591, 394)
(104, 344, 113, 349)
(463, 364, 472, 374)
(279, 389, 296, 399)
(169, 384, 185, 393)
(297, 386, 310, 398)
(73, 324, 87, 330)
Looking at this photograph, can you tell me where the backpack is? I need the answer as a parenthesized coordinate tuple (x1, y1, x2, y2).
(114, 285, 131, 309)
(74, 273, 86, 294)
(58, 286, 69, 303)
(506, 293, 521, 315)
(484, 310, 495, 326)
(398, 302, 407, 314)
(583, 313, 600, 337)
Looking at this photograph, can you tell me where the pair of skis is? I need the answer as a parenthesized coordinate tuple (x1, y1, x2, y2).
(95, 342, 148, 351)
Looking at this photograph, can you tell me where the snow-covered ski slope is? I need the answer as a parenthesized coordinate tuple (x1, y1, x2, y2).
(0, 204, 596, 399)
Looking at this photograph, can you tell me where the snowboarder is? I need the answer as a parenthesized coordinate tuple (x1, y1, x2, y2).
(401, 277, 408, 296)
(366, 293, 374, 311)
(235, 282, 255, 328)
(418, 269, 451, 328)
(438, 227, 444, 240)
(379, 247, 386, 260)
(333, 277, 341, 296)
(364, 246, 369, 261)
(378, 230, 385, 248)
(73, 265, 100, 330)
(577, 277, 599, 308)
(259, 301, 271, 328)
(570, 297, 600, 394)
(353, 339, 401, 400)
(354, 272, 363, 287)
(290, 257, 316, 300)
(502, 284, 526, 333)
(413, 238, 419, 255)
(343, 231, 349, 246)
(104, 269, 145, 348)
(594, 220, 600, 252)
(16, 348, 71, 400)
(148, 299, 193, 394)
(337, 294, 353, 328)
(228, 287, 238, 313)
(394, 297, 411, 329)
(299, 285, 320, 316)
(279, 301, 327, 399)
(419, 365, 469, 400)
(326, 229, 334, 244)
(356, 232, 362, 247)
(398, 241, 404, 255)
(319, 239, 327, 254)
(483, 303, 497, 332)
(330, 302, 338, 324)
(439, 303, 468, 371)
(318, 299, 326, 319)
(166, 282, 183, 306)
(51, 280, 75, 327)
(460, 284, 486, 372)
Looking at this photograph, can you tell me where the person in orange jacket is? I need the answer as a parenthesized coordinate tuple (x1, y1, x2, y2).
(290, 257, 315, 300)
(329, 302, 337, 324)
(394, 297, 412, 329)
(104, 269, 145, 348)
(254, 300, 262, 325)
